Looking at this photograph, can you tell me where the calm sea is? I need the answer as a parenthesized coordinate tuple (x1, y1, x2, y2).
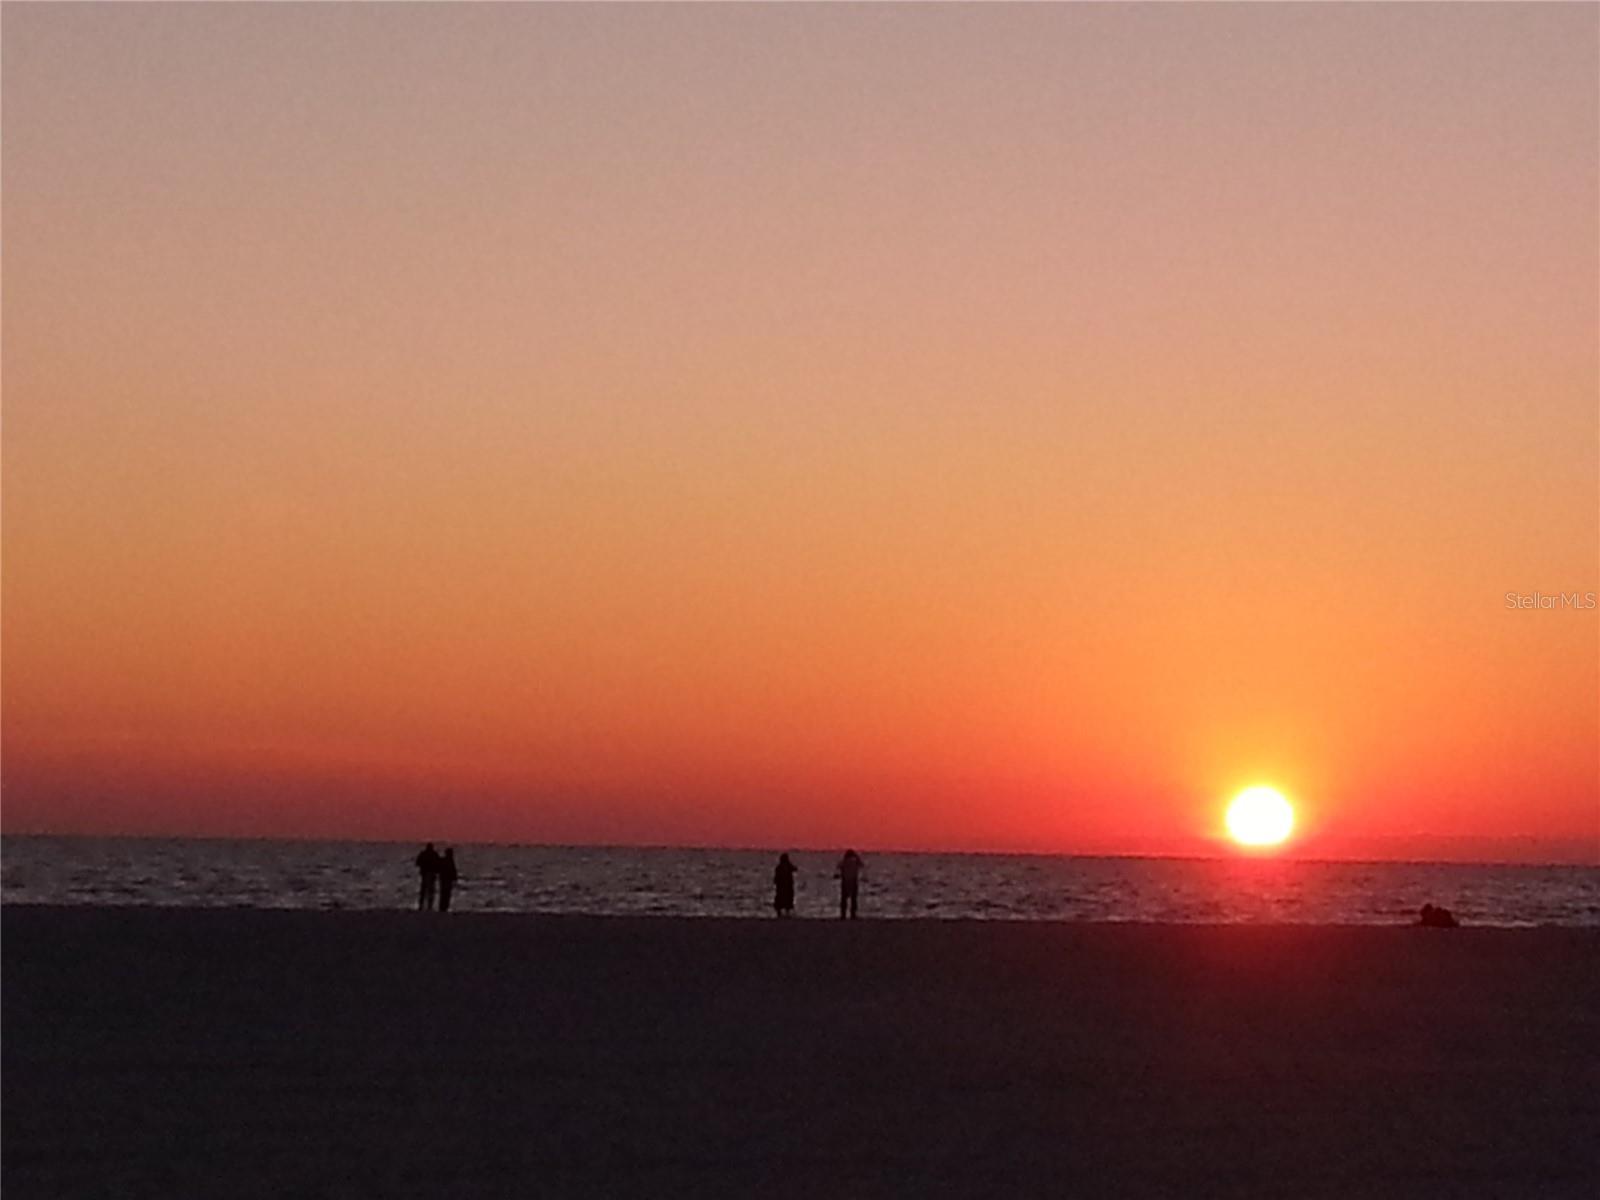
(3, 836, 1597, 926)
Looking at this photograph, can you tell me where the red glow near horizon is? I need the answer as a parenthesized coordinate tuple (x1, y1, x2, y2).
(3, 5, 1596, 864)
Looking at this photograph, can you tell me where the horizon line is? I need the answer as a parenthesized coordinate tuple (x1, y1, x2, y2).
(3, 828, 1596, 871)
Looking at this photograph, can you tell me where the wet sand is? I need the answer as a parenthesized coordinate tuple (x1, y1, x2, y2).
(4, 907, 1597, 1198)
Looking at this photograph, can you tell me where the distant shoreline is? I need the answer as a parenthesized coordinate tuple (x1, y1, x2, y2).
(1, 901, 1594, 932)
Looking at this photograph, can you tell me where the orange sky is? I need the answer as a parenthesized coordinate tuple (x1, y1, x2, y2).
(4, 5, 1596, 861)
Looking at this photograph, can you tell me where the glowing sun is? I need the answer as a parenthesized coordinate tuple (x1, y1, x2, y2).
(1226, 786, 1295, 848)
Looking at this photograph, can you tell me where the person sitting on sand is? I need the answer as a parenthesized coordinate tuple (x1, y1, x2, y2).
(1419, 903, 1459, 928)
(415, 843, 442, 911)
(438, 847, 460, 912)
(773, 853, 797, 917)
(836, 849, 863, 920)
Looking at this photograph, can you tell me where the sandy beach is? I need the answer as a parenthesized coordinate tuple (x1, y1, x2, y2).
(4, 908, 1597, 1198)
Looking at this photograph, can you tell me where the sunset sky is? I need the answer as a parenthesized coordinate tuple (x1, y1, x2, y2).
(4, 4, 1596, 862)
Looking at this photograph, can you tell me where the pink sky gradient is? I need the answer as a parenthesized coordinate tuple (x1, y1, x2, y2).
(4, 5, 1596, 861)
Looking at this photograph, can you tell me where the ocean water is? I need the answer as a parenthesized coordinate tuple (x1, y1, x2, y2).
(3, 836, 1598, 926)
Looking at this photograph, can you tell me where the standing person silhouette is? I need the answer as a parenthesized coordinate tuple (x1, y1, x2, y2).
(415, 843, 441, 911)
(836, 849, 863, 920)
(438, 848, 460, 912)
(773, 853, 797, 917)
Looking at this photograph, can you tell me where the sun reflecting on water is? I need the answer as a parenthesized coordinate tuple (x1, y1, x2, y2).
(3, 836, 1598, 925)
(1226, 787, 1295, 848)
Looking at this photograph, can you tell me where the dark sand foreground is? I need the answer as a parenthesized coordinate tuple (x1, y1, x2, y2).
(4, 908, 1597, 1198)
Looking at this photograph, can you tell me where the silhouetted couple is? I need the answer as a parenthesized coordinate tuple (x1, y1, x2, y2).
(414, 843, 460, 911)
(771, 849, 864, 918)
(773, 854, 797, 916)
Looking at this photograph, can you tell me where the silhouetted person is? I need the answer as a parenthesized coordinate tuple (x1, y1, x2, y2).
(836, 849, 863, 919)
(415, 843, 441, 911)
(438, 848, 460, 912)
(773, 853, 797, 917)
(1419, 903, 1459, 928)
